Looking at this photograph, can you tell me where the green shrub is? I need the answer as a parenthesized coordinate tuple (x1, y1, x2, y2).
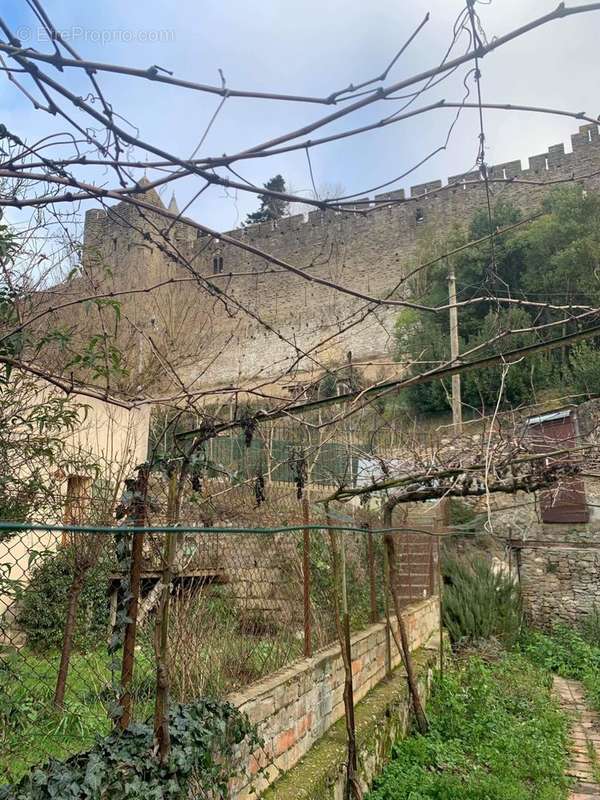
(581, 605, 600, 646)
(19, 548, 111, 652)
(448, 499, 480, 528)
(442, 554, 522, 647)
(569, 340, 600, 398)
(521, 625, 600, 679)
(521, 621, 600, 713)
(368, 654, 569, 800)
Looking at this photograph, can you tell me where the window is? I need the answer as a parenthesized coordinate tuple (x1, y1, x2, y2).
(63, 475, 92, 544)
(212, 255, 224, 274)
(525, 410, 589, 524)
(415, 208, 424, 223)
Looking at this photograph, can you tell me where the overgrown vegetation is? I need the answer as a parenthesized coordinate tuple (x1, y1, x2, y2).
(2, 579, 292, 786)
(396, 187, 600, 414)
(307, 530, 383, 643)
(442, 553, 523, 647)
(19, 549, 112, 652)
(368, 654, 570, 800)
(158, 585, 303, 700)
(521, 620, 600, 714)
(366, 555, 600, 799)
(0, 647, 154, 782)
(0, 697, 260, 800)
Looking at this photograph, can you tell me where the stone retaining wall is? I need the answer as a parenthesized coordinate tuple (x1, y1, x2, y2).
(263, 644, 440, 800)
(228, 596, 440, 798)
(516, 538, 600, 628)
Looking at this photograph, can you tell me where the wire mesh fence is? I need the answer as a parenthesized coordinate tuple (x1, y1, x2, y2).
(0, 465, 442, 785)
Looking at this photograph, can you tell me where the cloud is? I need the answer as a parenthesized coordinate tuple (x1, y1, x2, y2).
(2, 0, 599, 231)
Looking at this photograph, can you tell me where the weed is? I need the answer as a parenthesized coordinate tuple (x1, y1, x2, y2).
(367, 654, 570, 800)
(0, 646, 153, 782)
(520, 620, 600, 714)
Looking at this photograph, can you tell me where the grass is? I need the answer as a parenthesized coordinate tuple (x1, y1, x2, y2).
(0, 620, 301, 784)
(519, 620, 600, 786)
(520, 623, 600, 714)
(0, 646, 155, 783)
(367, 653, 570, 800)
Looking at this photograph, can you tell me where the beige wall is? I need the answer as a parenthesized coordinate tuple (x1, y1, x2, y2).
(62, 391, 150, 483)
(0, 379, 149, 623)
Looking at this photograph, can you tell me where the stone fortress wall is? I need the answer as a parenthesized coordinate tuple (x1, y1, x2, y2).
(82, 124, 600, 392)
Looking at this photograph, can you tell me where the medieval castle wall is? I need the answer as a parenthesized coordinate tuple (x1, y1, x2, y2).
(82, 123, 600, 393)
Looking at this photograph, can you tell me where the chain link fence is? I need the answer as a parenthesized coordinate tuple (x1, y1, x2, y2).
(0, 463, 442, 784)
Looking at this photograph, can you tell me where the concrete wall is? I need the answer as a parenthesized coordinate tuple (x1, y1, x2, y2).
(227, 596, 440, 798)
(79, 124, 600, 391)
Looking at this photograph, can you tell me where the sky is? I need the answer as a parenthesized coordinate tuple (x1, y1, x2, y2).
(2, 0, 600, 232)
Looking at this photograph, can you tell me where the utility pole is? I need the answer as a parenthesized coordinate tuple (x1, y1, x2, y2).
(447, 264, 463, 433)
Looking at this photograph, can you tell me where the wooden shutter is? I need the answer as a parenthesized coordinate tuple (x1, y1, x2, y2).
(527, 412, 589, 524)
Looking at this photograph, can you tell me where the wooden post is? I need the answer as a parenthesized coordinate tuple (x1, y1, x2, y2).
(153, 469, 178, 761)
(448, 264, 463, 434)
(326, 509, 358, 799)
(108, 585, 118, 643)
(340, 533, 357, 800)
(383, 507, 429, 735)
(53, 572, 85, 708)
(383, 545, 392, 678)
(367, 527, 378, 624)
(428, 537, 436, 597)
(437, 534, 444, 677)
(302, 494, 312, 658)
(119, 464, 149, 730)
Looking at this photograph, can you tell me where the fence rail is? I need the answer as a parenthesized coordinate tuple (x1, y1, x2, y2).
(0, 471, 443, 786)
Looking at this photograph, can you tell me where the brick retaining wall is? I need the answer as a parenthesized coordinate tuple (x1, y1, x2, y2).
(228, 596, 440, 798)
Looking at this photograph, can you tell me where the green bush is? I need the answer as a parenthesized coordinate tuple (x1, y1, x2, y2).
(368, 654, 569, 800)
(442, 554, 522, 647)
(19, 548, 111, 652)
(448, 499, 481, 528)
(569, 340, 600, 398)
(521, 625, 600, 679)
(581, 605, 600, 646)
(394, 188, 600, 415)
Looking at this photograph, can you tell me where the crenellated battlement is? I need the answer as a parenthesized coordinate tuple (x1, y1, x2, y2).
(80, 123, 600, 391)
(83, 124, 600, 250)
(203, 123, 600, 245)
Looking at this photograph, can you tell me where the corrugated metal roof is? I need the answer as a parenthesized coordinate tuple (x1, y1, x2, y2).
(526, 409, 571, 426)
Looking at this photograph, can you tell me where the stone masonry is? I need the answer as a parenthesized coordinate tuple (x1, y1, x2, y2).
(80, 124, 600, 392)
(484, 398, 600, 628)
(227, 596, 440, 798)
